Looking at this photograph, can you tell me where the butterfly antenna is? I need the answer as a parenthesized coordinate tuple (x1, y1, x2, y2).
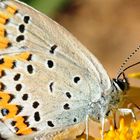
(117, 45, 140, 79)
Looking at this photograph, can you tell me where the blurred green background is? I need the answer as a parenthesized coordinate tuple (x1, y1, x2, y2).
(20, 0, 71, 17)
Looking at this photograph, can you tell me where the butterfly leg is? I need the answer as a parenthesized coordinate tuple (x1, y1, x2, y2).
(101, 117, 105, 140)
(118, 108, 136, 121)
(85, 114, 89, 140)
(113, 112, 117, 129)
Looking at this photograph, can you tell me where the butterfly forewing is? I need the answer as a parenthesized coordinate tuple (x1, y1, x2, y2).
(0, 0, 111, 139)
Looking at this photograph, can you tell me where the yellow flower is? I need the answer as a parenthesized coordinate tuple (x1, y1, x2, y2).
(103, 118, 140, 140)
(77, 118, 140, 140)
(128, 73, 140, 79)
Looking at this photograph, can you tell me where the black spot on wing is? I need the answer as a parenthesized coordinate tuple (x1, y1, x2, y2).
(47, 121, 54, 127)
(34, 112, 40, 122)
(63, 103, 70, 110)
(0, 70, 5, 78)
(73, 118, 77, 122)
(22, 94, 28, 101)
(17, 133, 23, 136)
(19, 24, 25, 33)
(65, 92, 71, 99)
(47, 60, 54, 68)
(24, 121, 30, 127)
(11, 61, 16, 69)
(32, 101, 39, 109)
(16, 105, 23, 115)
(0, 82, 6, 90)
(73, 76, 80, 84)
(31, 127, 37, 131)
(23, 116, 30, 127)
(49, 82, 54, 92)
(16, 35, 25, 42)
(13, 73, 21, 81)
(50, 45, 57, 54)
(0, 58, 4, 64)
(15, 84, 22, 91)
(11, 121, 16, 126)
(24, 16, 30, 24)
(27, 64, 34, 74)
(8, 94, 15, 103)
(27, 54, 32, 61)
(1, 109, 9, 116)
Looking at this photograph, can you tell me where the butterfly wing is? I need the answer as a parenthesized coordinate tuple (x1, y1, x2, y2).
(0, 0, 111, 139)
(4, 0, 111, 91)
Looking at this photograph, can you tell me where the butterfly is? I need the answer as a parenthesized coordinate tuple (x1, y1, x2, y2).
(0, 0, 132, 140)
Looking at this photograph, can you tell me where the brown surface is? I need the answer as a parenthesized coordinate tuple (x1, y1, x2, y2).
(55, 0, 140, 81)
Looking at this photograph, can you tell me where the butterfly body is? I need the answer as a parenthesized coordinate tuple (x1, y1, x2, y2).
(0, 0, 129, 140)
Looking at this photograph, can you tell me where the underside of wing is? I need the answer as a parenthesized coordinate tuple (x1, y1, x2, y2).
(2, 0, 111, 91)
(0, 0, 111, 139)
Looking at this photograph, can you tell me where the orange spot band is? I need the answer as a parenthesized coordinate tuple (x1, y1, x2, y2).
(0, 92, 11, 106)
(15, 116, 33, 135)
(6, 5, 17, 15)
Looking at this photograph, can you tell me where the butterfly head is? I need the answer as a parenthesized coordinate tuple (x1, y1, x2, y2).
(113, 74, 129, 92)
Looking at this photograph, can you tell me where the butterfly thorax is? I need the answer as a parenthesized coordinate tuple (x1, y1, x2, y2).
(88, 78, 129, 121)
(107, 78, 129, 110)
